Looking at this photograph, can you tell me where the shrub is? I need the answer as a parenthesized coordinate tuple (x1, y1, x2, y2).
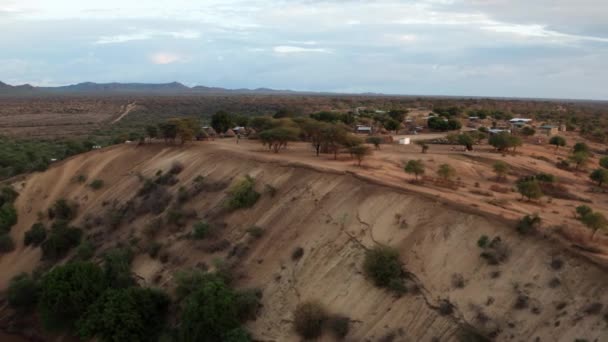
(576, 205, 593, 218)
(600, 156, 608, 169)
(75, 174, 87, 183)
(0, 203, 18, 233)
(77, 287, 169, 342)
(7, 273, 38, 311)
(226, 176, 260, 210)
(479, 237, 510, 265)
(291, 247, 304, 261)
(492, 161, 510, 180)
(516, 214, 541, 235)
(138, 186, 172, 215)
(549, 136, 567, 150)
(41, 220, 82, 260)
(175, 269, 216, 300)
(103, 248, 134, 289)
(363, 245, 403, 288)
(366, 136, 383, 149)
(48, 199, 77, 221)
(0, 233, 15, 253)
(328, 315, 350, 339)
(88, 179, 104, 190)
(169, 161, 185, 175)
(293, 301, 327, 340)
(192, 221, 214, 239)
(38, 262, 107, 331)
(477, 235, 489, 248)
(235, 288, 263, 321)
(147, 242, 162, 259)
(177, 186, 190, 203)
(24, 222, 47, 246)
(535, 173, 555, 183)
(246, 226, 264, 239)
(75, 240, 95, 260)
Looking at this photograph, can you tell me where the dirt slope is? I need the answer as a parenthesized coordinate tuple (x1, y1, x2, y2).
(2, 142, 608, 341)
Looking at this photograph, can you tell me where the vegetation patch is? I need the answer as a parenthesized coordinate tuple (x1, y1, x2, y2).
(363, 245, 406, 294)
(24, 222, 47, 246)
(226, 176, 260, 210)
(293, 300, 328, 340)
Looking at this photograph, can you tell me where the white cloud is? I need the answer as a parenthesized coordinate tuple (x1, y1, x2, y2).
(149, 52, 182, 64)
(273, 45, 329, 54)
(95, 30, 200, 44)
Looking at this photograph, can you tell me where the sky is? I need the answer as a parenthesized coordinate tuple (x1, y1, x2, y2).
(1, 0, 608, 99)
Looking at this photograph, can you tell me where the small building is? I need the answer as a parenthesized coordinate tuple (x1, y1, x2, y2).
(356, 125, 373, 134)
(488, 128, 511, 135)
(509, 118, 533, 124)
(538, 125, 559, 136)
(398, 137, 411, 145)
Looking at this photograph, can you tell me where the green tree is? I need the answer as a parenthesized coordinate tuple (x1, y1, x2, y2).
(520, 126, 536, 136)
(103, 248, 134, 289)
(573, 142, 591, 154)
(489, 132, 521, 152)
(492, 161, 510, 180)
(576, 205, 592, 219)
(516, 179, 543, 201)
(211, 110, 234, 134)
(41, 220, 82, 260)
(549, 136, 567, 150)
(457, 133, 474, 151)
(145, 125, 158, 142)
(320, 124, 349, 160)
(590, 168, 608, 186)
(404, 160, 425, 180)
(293, 301, 328, 340)
(569, 151, 590, 170)
(300, 119, 328, 156)
(366, 136, 383, 150)
(581, 212, 608, 239)
(77, 287, 169, 342)
(38, 262, 107, 331)
(24, 222, 47, 246)
(415, 141, 429, 153)
(383, 119, 400, 133)
(258, 127, 300, 153)
(363, 245, 403, 288)
(226, 176, 260, 210)
(600, 156, 608, 169)
(7, 273, 38, 311)
(349, 145, 372, 166)
(437, 164, 456, 182)
(178, 275, 240, 342)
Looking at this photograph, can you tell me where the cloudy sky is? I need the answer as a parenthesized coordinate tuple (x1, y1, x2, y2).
(1, 0, 608, 99)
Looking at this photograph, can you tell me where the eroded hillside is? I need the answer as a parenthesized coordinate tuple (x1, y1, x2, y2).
(1, 143, 608, 341)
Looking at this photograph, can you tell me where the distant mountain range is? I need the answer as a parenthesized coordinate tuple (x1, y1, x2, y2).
(0, 81, 316, 96)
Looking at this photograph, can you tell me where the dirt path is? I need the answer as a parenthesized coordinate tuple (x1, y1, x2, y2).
(111, 102, 138, 124)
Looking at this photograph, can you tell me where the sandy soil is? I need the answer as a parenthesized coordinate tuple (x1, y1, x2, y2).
(1, 137, 607, 341)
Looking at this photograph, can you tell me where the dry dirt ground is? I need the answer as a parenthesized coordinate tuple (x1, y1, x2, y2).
(1, 136, 608, 341)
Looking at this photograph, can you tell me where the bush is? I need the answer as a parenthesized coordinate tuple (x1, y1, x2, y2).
(88, 179, 104, 190)
(48, 199, 77, 221)
(293, 301, 327, 340)
(516, 178, 543, 201)
(169, 161, 185, 175)
(7, 273, 39, 311)
(24, 222, 47, 246)
(516, 214, 541, 235)
(246, 226, 264, 239)
(363, 245, 403, 288)
(0, 233, 15, 253)
(103, 248, 134, 289)
(328, 315, 350, 339)
(235, 288, 263, 321)
(0, 203, 18, 233)
(75, 240, 95, 260)
(77, 287, 169, 342)
(226, 176, 260, 210)
(38, 262, 107, 331)
(192, 221, 214, 240)
(41, 220, 82, 260)
(479, 237, 510, 265)
(291, 247, 304, 261)
(477, 235, 489, 248)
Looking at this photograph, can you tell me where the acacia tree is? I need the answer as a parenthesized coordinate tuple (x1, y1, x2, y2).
(415, 141, 429, 153)
(457, 134, 474, 151)
(437, 164, 456, 182)
(404, 160, 425, 181)
(581, 212, 608, 239)
(569, 151, 590, 170)
(492, 161, 510, 180)
(516, 179, 543, 201)
(549, 136, 567, 151)
(211, 111, 234, 134)
(258, 127, 300, 153)
(300, 119, 327, 156)
(349, 145, 372, 166)
(590, 168, 608, 187)
(320, 124, 349, 160)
